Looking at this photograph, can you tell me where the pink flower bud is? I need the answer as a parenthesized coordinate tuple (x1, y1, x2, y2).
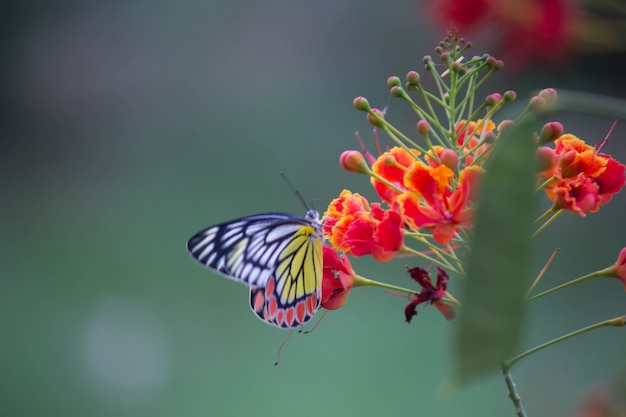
(536, 146, 556, 176)
(390, 86, 404, 98)
(367, 108, 385, 128)
(387, 76, 401, 87)
(529, 96, 546, 111)
(406, 71, 420, 85)
(353, 96, 371, 112)
(416, 120, 430, 135)
(538, 88, 558, 107)
(613, 247, 626, 291)
(539, 122, 564, 144)
(503, 90, 517, 102)
(440, 149, 459, 170)
(485, 93, 502, 107)
(340, 150, 370, 174)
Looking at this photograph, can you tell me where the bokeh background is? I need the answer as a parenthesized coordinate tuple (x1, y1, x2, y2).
(2, 1, 626, 416)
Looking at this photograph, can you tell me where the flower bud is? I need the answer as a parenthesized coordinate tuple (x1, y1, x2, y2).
(503, 90, 517, 102)
(538, 88, 558, 107)
(440, 149, 459, 170)
(559, 150, 578, 177)
(484, 131, 497, 144)
(536, 146, 556, 175)
(383, 155, 398, 166)
(340, 150, 371, 174)
(539, 121, 564, 144)
(529, 96, 546, 112)
(367, 108, 385, 128)
(485, 93, 502, 107)
(390, 85, 405, 98)
(612, 247, 626, 291)
(451, 61, 463, 73)
(406, 71, 420, 90)
(387, 76, 401, 88)
(494, 60, 504, 71)
(441, 52, 449, 62)
(416, 120, 430, 135)
(498, 120, 515, 135)
(353, 96, 371, 112)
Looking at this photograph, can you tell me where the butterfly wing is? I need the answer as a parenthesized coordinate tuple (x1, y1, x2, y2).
(187, 211, 323, 328)
(249, 222, 322, 328)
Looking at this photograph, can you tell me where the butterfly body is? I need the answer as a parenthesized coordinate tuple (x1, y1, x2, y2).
(187, 210, 323, 328)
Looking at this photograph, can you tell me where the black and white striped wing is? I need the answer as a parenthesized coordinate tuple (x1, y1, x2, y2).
(186, 213, 310, 289)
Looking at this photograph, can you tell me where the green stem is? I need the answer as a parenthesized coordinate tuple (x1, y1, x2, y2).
(353, 275, 461, 306)
(503, 315, 625, 369)
(352, 275, 415, 294)
(501, 365, 528, 417)
(382, 125, 428, 154)
(532, 209, 563, 237)
(534, 205, 558, 224)
(402, 245, 460, 274)
(527, 268, 613, 301)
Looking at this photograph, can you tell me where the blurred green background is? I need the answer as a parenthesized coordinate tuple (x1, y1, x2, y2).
(2, 1, 625, 416)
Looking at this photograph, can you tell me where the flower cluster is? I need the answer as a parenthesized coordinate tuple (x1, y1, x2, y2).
(317, 30, 626, 325)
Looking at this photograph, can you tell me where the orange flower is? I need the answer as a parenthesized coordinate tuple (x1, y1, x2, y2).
(370, 147, 420, 204)
(323, 190, 404, 262)
(543, 134, 625, 215)
(321, 245, 356, 310)
(554, 134, 607, 178)
(398, 164, 483, 245)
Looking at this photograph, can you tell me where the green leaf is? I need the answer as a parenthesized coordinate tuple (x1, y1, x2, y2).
(454, 117, 538, 382)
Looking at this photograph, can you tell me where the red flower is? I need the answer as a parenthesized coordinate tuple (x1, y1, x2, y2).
(321, 246, 356, 310)
(323, 190, 404, 262)
(370, 147, 420, 204)
(404, 266, 455, 322)
(430, 0, 577, 69)
(542, 134, 626, 216)
(398, 164, 483, 245)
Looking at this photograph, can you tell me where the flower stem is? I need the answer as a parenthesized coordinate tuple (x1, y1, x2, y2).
(527, 269, 608, 301)
(402, 245, 460, 274)
(500, 365, 528, 417)
(503, 315, 625, 369)
(532, 209, 563, 237)
(354, 275, 459, 306)
(352, 275, 415, 295)
(444, 291, 461, 306)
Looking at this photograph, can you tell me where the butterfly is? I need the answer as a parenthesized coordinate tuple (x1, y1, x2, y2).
(186, 210, 323, 329)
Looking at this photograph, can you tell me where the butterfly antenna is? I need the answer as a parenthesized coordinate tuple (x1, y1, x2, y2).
(274, 329, 293, 366)
(279, 171, 309, 211)
(300, 310, 329, 334)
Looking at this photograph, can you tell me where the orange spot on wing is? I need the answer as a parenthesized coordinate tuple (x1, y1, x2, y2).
(265, 277, 275, 298)
(253, 291, 264, 312)
(276, 310, 285, 327)
(306, 294, 316, 316)
(296, 301, 306, 324)
(285, 307, 295, 327)
(268, 296, 277, 319)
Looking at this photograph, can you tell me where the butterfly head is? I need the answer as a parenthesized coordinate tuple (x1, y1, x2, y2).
(305, 209, 324, 239)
